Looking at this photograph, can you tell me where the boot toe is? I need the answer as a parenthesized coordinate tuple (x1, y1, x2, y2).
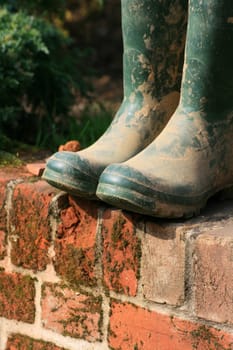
(96, 163, 157, 216)
(42, 152, 99, 199)
(96, 163, 208, 218)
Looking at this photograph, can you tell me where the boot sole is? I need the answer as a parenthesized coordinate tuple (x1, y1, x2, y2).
(97, 182, 204, 219)
(42, 167, 98, 199)
(96, 166, 233, 218)
(42, 152, 101, 199)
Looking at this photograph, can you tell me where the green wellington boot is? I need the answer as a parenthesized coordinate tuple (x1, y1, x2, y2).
(97, 0, 233, 218)
(42, 0, 187, 199)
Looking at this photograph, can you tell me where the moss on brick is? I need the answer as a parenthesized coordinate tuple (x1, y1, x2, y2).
(6, 334, 68, 350)
(0, 272, 35, 323)
(10, 183, 52, 271)
(54, 243, 97, 288)
(111, 215, 126, 244)
(102, 211, 141, 296)
(0, 230, 6, 260)
(0, 151, 24, 168)
(54, 198, 98, 288)
(41, 282, 103, 342)
(190, 325, 232, 350)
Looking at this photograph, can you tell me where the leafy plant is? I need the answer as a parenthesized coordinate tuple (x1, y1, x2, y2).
(0, 7, 90, 146)
(1, 0, 66, 19)
(36, 105, 113, 152)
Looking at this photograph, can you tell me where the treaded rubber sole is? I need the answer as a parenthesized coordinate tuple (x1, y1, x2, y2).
(96, 182, 205, 219)
(43, 167, 98, 199)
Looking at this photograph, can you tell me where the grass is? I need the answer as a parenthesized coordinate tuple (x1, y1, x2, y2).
(0, 103, 114, 156)
(35, 104, 114, 152)
(0, 151, 24, 167)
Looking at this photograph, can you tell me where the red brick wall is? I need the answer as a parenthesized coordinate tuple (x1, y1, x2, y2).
(0, 166, 233, 349)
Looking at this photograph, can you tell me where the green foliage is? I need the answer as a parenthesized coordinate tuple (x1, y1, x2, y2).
(0, 151, 23, 167)
(1, 0, 66, 18)
(97, 0, 105, 6)
(0, 7, 90, 146)
(0, 1, 113, 154)
(36, 105, 113, 152)
(0, 9, 48, 120)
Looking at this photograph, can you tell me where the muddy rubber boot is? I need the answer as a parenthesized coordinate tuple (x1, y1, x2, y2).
(97, 0, 233, 218)
(42, 0, 187, 199)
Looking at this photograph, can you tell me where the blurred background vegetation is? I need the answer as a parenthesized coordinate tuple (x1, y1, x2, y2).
(0, 0, 123, 156)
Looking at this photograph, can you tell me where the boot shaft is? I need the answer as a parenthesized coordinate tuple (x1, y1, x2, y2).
(180, 0, 233, 117)
(121, 0, 187, 99)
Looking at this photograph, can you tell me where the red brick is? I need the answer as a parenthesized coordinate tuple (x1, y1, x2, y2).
(6, 334, 67, 350)
(0, 167, 30, 182)
(0, 230, 6, 259)
(109, 300, 233, 350)
(0, 167, 41, 260)
(54, 197, 98, 287)
(0, 168, 31, 212)
(41, 282, 102, 342)
(194, 224, 233, 324)
(26, 163, 46, 176)
(0, 174, 7, 231)
(141, 222, 185, 305)
(102, 210, 140, 296)
(0, 181, 6, 258)
(10, 180, 56, 271)
(0, 272, 35, 323)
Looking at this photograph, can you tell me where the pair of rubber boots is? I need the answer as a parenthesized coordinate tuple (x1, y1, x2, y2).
(43, 0, 233, 219)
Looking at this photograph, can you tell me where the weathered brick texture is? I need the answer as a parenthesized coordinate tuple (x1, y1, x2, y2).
(41, 282, 103, 342)
(102, 209, 141, 296)
(0, 177, 7, 259)
(0, 272, 35, 323)
(0, 201, 6, 232)
(6, 334, 68, 350)
(194, 224, 233, 324)
(1, 166, 233, 350)
(141, 221, 186, 305)
(0, 169, 30, 259)
(109, 300, 233, 350)
(54, 197, 98, 287)
(0, 167, 30, 218)
(0, 229, 6, 260)
(10, 181, 55, 271)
